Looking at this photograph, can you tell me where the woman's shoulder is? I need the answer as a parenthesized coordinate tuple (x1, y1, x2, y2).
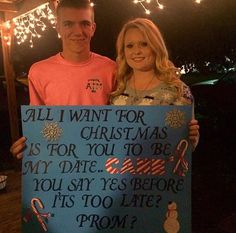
(164, 79, 193, 105)
(177, 80, 194, 104)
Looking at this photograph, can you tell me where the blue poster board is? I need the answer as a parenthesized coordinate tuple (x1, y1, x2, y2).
(21, 105, 192, 233)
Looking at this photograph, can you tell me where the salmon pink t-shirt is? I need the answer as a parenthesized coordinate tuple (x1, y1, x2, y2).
(28, 53, 116, 105)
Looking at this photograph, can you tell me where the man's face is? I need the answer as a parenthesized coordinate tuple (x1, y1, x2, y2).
(56, 7, 96, 57)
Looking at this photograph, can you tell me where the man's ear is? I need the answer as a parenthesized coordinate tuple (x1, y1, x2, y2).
(91, 22, 96, 36)
(56, 23, 60, 34)
(56, 23, 61, 38)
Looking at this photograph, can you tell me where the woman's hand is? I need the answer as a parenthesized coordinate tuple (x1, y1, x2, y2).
(188, 119, 200, 151)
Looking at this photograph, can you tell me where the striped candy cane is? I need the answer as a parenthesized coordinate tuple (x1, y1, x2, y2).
(173, 139, 189, 176)
(31, 197, 51, 232)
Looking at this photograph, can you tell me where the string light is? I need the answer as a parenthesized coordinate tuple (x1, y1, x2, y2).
(133, 0, 202, 14)
(1, 20, 12, 46)
(12, 2, 56, 48)
(1, 1, 201, 47)
(195, 0, 202, 4)
(3, 35, 11, 46)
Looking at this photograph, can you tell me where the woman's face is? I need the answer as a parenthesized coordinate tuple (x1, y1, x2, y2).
(124, 27, 155, 72)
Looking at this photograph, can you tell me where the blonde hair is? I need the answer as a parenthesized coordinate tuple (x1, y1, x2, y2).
(112, 18, 182, 98)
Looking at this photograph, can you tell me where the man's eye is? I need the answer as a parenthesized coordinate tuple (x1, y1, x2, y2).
(63, 22, 73, 27)
(82, 21, 92, 27)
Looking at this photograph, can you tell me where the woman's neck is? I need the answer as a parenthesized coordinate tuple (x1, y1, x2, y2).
(129, 70, 160, 90)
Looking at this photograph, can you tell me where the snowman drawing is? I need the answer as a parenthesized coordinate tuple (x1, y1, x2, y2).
(163, 201, 180, 233)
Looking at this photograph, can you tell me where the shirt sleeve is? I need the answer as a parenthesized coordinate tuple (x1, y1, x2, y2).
(182, 84, 194, 103)
(174, 84, 194, 105)
(28, 67, 45, 105)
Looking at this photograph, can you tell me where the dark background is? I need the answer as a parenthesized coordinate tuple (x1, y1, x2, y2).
(1, 0, 235, 76)
(0, 1, 236, 233)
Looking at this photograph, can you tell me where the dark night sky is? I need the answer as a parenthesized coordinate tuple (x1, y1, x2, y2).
(2, 0, 236, 75)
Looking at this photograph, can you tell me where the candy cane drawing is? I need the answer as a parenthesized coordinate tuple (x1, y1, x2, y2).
(31, 197, 52, 232)
(173, 139, 189, 176)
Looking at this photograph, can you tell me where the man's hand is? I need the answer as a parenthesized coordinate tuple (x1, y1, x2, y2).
(10, 137, 27, 159)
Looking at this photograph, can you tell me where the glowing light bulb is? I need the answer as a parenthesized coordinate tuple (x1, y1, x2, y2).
(132, 0, 201, 14)
(8, 2, 56, 47)
(4, 21, 11, 29)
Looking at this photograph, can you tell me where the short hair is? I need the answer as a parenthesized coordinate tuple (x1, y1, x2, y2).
(56, 0, 94, 22)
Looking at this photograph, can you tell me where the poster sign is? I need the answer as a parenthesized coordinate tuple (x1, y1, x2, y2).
(21, 105, 192, 233)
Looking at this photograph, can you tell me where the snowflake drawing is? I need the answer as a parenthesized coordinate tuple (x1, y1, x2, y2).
(162, 93, 172, 102)
(165, 109, 185, 128)
(41, 122, 63, 141)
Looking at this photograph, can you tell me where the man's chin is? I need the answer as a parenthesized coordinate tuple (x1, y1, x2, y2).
(70, 45, 87, 53)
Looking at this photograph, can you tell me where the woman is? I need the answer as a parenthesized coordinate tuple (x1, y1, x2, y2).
(110, 18, 199, 150)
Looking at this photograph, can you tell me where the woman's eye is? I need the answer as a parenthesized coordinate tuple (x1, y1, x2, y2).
(141, 42, 148, 47)
(126, 44, 133, 49)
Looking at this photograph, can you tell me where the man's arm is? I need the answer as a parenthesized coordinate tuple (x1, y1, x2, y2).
(10, 137, 27, 159)
(28, 77, 45, 105)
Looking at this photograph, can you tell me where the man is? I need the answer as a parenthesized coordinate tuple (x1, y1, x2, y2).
(10, 0, 116, 158)
(30, 0, 116, 105)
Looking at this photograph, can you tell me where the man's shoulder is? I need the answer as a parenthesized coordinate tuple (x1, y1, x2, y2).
(30, 53, 59, 70)
(92, 53, 116, 66)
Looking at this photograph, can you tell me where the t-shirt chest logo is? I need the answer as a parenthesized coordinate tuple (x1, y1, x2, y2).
(86, 79, 103, 93)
